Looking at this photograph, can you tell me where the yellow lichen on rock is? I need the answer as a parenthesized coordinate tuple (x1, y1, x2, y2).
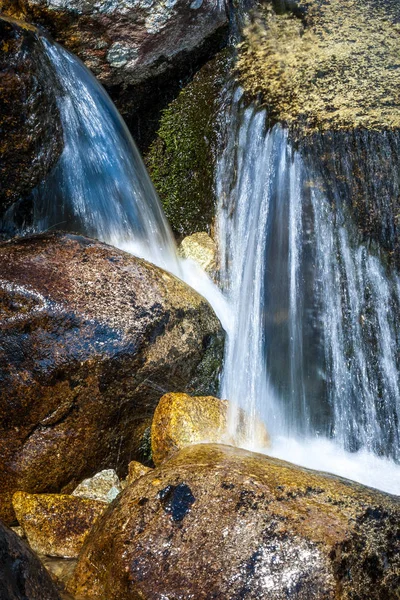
(151, 393, 230, 465)
(12, 492, 107, 558)
(126, 461, 152, 485)
(236, 0, 400, 132)
(151, 392, 270, 465)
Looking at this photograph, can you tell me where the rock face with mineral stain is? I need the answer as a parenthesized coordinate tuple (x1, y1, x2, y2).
(70, 443, 400, 600)
(0, 233, 224, 523)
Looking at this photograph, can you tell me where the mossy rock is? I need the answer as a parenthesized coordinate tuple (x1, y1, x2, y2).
(145, 51, 230, 238)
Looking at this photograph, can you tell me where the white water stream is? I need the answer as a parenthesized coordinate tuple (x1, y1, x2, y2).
(6, 40, 399, 494)
(216, 92, 400, 494)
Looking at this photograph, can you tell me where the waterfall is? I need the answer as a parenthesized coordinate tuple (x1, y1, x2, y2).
(2, 38, 179, 274)
(217, 92, 400, 493)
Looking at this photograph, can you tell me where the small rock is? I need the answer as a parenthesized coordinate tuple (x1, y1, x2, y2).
(151, 392, 225, 465)
(72, 469, 122, 503)
(0, 521, 61, 600)
(12, 492, 107, 558)
(127, 461, 152, 485)
(151, 392, 270, 465)
(178, 232, 217, 277)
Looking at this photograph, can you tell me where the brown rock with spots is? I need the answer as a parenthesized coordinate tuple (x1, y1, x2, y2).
(0, 520, 61, 599)
(0, 233, 224, 523)
(70, 443, 400, 600)
(0, 15, 63, 224)
(12, 492, 107, 558)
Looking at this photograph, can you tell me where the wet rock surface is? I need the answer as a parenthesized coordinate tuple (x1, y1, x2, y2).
(151, 392, 230, 464)
(0, 520, 61, 599)
(70, 443, 400, 599)
(1, 0, 229, 88)
(0, 232, 224, 523)
(12, 492, 107, 558)
(0, 15, 63, 224)
(127, 460, 152, 485)
(178, 232, 218, 277)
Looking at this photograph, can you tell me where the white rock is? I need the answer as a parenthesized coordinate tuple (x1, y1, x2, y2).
(72, 469, 122, 503)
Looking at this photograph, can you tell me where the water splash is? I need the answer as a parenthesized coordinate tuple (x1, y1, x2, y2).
(216, 92, 400, 491)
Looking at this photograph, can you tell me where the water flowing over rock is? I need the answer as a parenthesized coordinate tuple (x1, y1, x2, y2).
(0, 232, 224, 523)
(235, 0, 400, 264)
(0, 521, 61, 600)
(1, 0, 229, 88)
(69, 443, 400, 600)
(0, 15, 63, 225)
(216, 93, 400, 474)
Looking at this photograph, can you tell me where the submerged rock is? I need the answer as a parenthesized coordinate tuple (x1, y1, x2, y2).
(70, 443, 400, 599)
(0, 233, 224, 523)
(0, 15, 63, 226)
(12, 492, 106, 558)
(0, 520, 61, 600)
(72, 469, 122, 503)
(1, 0, 229, 88)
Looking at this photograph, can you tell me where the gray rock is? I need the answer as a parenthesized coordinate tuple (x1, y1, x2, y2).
(72, 469, 122, 502)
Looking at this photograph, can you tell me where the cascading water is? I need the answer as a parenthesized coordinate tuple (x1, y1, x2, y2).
(2, 38, 179, 274)
(217, 91, 400, 494)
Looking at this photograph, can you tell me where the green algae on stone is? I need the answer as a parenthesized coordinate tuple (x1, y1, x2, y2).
(145, 51, 230, 238)
(237, 0, 400, 133)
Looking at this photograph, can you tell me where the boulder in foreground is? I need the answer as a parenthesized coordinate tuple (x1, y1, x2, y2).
(0, 233, 224, 523)
(70, 443, 400, 599)
(0, 521, 61, 600)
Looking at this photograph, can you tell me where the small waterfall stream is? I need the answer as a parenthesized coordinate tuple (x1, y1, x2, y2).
(217, 92, 400, 493)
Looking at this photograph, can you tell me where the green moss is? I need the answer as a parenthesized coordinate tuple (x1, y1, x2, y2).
(145, 51, 229, 238)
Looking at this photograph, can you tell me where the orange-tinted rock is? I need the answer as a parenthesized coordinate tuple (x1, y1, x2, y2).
(126, 461, 152, 485)
(0, 520, 61, 599)
(151, 392, 270, 465)
(0, 233, 224, 523)
(70, 443, 400, 600)
(12, 492, 107, 558)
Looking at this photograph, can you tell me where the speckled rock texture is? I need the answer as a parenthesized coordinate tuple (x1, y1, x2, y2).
(127, 460, 152, 484)
(0, 233, 224, 524)
(70, 443, 400, 599)
(12, 492, 107, 558)
(0, 0, 229, 88)
(0, 520, 61, 600)
(151, 392, 230, 464)
(178, 232, 217, 277)
(0, 15, 62, 224)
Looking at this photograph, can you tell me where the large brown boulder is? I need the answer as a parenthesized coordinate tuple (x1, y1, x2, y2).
(70, 443, 400, 600)
(0, 233, 224, 523)
(0, 521, 61, 600)
(0, 15, 63, 225)
(1, 0, 229, 88)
